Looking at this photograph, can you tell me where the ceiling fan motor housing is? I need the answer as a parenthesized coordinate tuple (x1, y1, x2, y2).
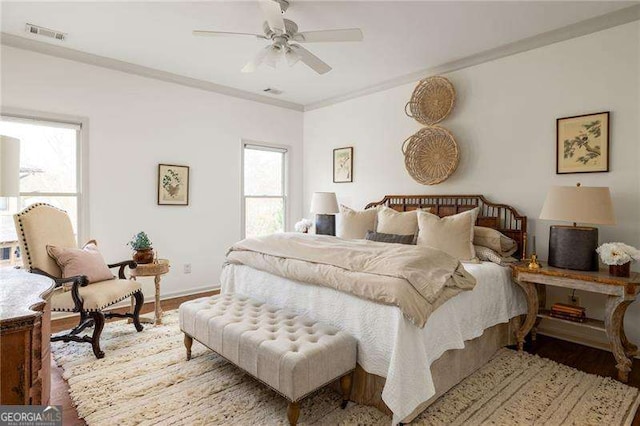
(263, 19, 298, 40)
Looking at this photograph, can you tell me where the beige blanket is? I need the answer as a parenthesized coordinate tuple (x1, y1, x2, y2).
(225, 233, 475, 327)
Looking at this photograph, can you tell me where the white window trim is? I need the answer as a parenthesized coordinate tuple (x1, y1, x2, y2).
(1, 107, 90, 244)
(240, 139, 290, 239)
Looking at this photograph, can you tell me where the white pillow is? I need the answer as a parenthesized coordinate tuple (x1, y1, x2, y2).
(337, 205, 377, 239)
(416, 208, 479, 261)
(376, 206, 428, 235)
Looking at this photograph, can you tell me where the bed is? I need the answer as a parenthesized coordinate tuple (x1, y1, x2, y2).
(221, 195, 529, 424)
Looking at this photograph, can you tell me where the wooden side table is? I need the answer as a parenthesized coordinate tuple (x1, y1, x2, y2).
(129, 259, 170, 325)
(511, 262, 640, 382)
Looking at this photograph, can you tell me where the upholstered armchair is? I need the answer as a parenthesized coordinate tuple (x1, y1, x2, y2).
(13, 203, 144, 359)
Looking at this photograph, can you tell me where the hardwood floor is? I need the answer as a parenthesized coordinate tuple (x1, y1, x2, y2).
(51, 309, 640, 425)
(50, 289, 218, 425)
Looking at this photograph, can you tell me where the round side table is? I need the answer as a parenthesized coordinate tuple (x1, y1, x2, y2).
(129, 259, 170, 325)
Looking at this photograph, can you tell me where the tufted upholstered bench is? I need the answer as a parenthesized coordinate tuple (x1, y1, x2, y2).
(179, 293, 357, 425)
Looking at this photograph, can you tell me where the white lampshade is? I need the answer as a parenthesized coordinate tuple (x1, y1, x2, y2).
(310, 192, 339, 214)
(0, 135, 20, 197)
(539, 185, 615, 225)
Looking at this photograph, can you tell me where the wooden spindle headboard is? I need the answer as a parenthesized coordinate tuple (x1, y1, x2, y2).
(365, 194, 528, 259)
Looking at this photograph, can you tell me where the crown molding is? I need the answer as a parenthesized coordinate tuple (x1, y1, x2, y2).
(304, 4, 640, 112)
(0, 33, 304, 112)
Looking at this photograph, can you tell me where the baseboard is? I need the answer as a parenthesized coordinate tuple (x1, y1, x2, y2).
(537, 320, 640, 359)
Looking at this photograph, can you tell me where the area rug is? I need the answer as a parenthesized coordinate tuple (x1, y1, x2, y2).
(52, 311, 640, 425)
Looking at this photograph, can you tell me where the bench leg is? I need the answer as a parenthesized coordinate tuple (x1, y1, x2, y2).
(287, 401, 300, 426)
(184, 334, 193, 361)
(340, 373, 352, 409)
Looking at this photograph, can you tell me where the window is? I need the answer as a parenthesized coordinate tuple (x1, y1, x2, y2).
(242, 143, 288, 238)
(0, 116, 83, 266)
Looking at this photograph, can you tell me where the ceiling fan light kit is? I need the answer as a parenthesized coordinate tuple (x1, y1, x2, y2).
(193, 0, 363, 75)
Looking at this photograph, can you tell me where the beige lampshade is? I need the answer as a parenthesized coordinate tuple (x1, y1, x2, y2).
(310, 192, 339, 214)
(539, 185, 615, 225)
(0, 135, 20, 197)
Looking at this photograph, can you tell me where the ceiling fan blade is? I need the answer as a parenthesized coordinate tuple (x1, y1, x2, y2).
(259, 0, 285, 34)
(241, 45, 273, 73)
(289, 44, 331, 74)
(193, 30, 267, 40)
(292, 28, 363, 43)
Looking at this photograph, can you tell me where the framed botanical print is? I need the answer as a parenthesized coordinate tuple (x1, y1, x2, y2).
(158, 164, 189, 205)
(333, 147, 353, 183)
(557, 111, 609, 174)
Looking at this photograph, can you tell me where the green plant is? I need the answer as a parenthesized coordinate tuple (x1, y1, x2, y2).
(127, 231, 153, 251)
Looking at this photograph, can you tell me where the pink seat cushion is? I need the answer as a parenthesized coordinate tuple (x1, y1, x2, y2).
(47, 240, 114, 283)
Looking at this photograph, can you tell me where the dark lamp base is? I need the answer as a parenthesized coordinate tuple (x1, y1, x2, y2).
(315, 214, 336, 236)
(548, 225, 598, 271)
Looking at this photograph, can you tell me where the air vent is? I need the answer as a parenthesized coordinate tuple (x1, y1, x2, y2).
(263, 87, 283, 95)
(25, 23, 66, 41)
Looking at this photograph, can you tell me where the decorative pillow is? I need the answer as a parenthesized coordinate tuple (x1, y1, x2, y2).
(376, 207, 431, 235)
(337, 205, 377, 239)
(416, 208, 479, 261)
(475, 245, 518, 266)
(473, 226, 518, 257)
(46, 240, 114, 283)
(365, 230, 415, 245)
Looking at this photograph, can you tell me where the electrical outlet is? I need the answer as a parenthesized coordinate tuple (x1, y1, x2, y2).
(183, 264, 192, 274)
(567, 294, 581, 306)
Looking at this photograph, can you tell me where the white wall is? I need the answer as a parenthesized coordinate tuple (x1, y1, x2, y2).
(1, 46, 303, 300)
(303, 22, 640, 346)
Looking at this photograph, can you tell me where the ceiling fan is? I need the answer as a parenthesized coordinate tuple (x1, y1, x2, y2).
(193, 0, 363, 75)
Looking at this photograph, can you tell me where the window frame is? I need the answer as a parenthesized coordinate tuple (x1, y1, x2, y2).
(1, 108, 89, 244)
(240, 140, 290, 239)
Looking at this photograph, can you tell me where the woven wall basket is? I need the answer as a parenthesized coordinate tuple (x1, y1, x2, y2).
(402, 126, 459, 185)
(405, 76, 456, 125)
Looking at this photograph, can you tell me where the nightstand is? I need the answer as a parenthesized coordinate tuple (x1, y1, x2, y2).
(510, 262, 640, 382)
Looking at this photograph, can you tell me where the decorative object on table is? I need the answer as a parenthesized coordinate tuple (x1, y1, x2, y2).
(402, 126, 459, 185)
(549, 303, 586, 323)
(158, 164, 189, 205)
(294, 218, 313, 233)
(526, 235, 542, 270)
(128, 231, 154, 264)
(310, 192, 339, 236)
(557, 111, 609, 174)
(597, 242, 640, 278)
(0, 135, 20, 197)
(405, 76, 456, 125)
(333, 147, 353, 183)
(129, 259, 170, 325)
(539, 183, 615, 271)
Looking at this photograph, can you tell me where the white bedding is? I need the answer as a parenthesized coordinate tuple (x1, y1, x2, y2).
(220, 261, 527, 423)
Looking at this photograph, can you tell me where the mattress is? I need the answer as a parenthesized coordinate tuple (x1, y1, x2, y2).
(220, 261, 527, 423)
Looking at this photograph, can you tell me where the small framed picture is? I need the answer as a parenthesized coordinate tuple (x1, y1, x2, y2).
(333, 147, 353, 183)
(557, 111, 610, 174)
(158, 164, 189, 205)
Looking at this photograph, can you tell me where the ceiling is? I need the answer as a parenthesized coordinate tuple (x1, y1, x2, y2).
(1, 1, 637, 107)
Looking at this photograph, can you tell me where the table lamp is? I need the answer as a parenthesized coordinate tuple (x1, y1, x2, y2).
(0, 136, 20, 197)
(310, 192, 339, 236)
(539, 183, 615, 271)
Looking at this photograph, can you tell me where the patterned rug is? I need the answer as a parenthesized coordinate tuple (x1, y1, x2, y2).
(52, 311, 640, 425)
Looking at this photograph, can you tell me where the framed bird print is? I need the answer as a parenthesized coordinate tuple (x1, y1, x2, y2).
(557, 111, 610, 174)
(158, 164, 189, 205)
(333, 147, 353, 183)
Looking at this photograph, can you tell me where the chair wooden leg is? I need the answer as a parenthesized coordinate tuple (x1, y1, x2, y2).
(184, 334, 193, 361)
(340, 373, 352, 409)
(287, 401, 300, 426)
(89, 311, 105, 359)
(132, 291, 144, 332)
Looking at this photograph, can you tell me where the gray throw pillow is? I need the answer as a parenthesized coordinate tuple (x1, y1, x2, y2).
(365, 230, 415, 245)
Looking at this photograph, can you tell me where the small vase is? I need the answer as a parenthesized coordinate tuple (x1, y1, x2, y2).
(133, 248, 154, 264)
(609, 262, 631, 278)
